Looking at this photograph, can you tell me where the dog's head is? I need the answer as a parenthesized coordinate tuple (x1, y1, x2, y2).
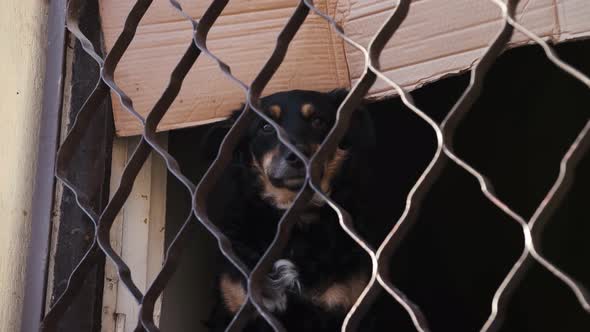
(230, 89, 375, 209)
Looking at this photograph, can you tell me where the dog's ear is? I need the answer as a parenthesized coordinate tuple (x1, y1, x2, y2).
(227, 105, 252, 164)
(345, 106, 376, 150)
(198, 105, 247, 162)
(227, 107, 243, 125)
(327, 89, 376, 150)
(327, 88, 350, 106)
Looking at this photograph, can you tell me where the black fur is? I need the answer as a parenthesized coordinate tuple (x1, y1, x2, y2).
(205, 90, 390, 331)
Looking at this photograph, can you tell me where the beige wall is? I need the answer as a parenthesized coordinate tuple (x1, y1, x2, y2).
(0, 0, 49, 330)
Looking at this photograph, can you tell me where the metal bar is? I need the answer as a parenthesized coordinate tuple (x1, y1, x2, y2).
(21, 0, 67, 330)
(42, 1, 115, 330)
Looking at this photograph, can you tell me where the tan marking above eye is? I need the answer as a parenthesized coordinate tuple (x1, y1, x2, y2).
(301, 103, 315, 119)
(269, 105, 281, 119)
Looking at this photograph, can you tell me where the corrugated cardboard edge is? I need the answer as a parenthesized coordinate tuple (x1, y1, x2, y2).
(366, 36, 590, 103)
(359, 0, 590, 100)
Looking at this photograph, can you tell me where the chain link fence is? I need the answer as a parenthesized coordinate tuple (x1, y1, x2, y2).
(40, 0, 590, 331)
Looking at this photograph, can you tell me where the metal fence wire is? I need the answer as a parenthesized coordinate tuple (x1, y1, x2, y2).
(41, 0, 590, 331)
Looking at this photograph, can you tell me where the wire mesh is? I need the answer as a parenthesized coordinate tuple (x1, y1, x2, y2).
(41, 0, 590, 331)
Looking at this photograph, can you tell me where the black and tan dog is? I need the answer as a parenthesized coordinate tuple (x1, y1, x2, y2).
(205, 89, 389, 331)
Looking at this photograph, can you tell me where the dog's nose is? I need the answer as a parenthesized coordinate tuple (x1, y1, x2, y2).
(285, 152, 304, 168)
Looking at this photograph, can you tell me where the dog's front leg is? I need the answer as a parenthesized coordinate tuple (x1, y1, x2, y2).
(260, 259, 301, 313)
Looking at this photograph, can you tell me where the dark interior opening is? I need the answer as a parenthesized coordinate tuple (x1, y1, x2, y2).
(159, 39, 590, 332)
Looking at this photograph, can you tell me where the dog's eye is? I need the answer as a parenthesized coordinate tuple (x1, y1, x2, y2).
(260, 123, 274, 134)
(311, 117, 326, 129)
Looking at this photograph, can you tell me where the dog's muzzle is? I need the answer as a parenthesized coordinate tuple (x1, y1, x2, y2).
(267, 149, 307, 190)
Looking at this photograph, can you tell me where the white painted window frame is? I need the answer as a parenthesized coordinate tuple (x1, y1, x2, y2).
(101, 135, 168, 332)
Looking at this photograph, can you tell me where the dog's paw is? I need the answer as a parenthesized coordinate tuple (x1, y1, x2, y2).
(261, 259, 301, 312)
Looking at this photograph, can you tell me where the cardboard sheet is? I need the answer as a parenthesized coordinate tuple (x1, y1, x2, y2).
(99, 0, 590, 136)
(99, 0, 348, 136)
(343, 0, 590, 97)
